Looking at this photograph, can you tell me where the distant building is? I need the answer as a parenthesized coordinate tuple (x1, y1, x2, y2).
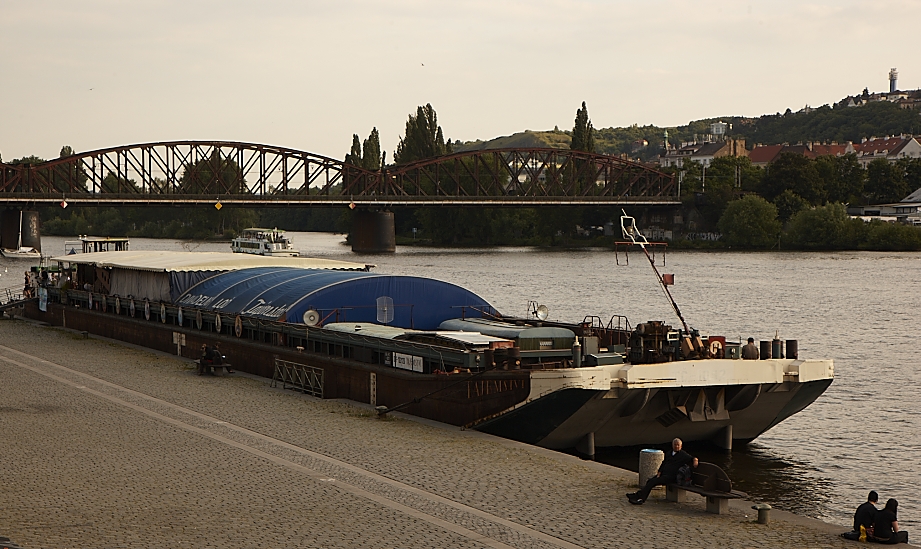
(839, 69, 921, 109)
(902, 187, 921, 202)
(848, 201, 921, 226)
(848, 166, 921, 225)
(748, 144, 785, 166)
(854, 136, 921, 165)
(658, 138, 747, 168)
(748, 142, 855, 167)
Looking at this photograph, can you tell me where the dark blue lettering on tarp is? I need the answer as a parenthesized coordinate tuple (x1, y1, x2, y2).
(175, 267, 497, 330)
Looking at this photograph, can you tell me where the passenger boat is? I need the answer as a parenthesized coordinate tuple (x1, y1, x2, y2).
(230, 228, 298, 257)
(21, 215, 833, 454)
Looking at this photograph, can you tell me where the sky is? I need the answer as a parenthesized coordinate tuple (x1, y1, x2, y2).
(1, 0, 919, 162)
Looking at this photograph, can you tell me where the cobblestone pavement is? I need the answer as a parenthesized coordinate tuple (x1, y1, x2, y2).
(0, 319, 862, 548)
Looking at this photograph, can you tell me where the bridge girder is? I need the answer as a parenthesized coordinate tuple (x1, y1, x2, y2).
(0, 142, 677, 206)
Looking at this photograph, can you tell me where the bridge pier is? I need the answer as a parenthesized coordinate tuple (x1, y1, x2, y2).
(350, 210, 396, 253)
(0, 209, 41, 253)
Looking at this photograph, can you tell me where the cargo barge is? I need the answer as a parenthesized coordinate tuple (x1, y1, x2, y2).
(16, 244, 834, 455)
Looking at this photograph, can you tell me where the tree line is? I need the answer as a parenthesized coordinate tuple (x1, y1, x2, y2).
(375, 102, 921, 250)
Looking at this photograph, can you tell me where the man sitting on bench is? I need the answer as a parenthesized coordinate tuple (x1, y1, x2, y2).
(627, 438, 698, 505)
(207, 342, 233, 374)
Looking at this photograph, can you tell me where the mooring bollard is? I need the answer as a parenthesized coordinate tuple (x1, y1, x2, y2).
(752, 503, 771, 524)
(638, 448, 664, 488)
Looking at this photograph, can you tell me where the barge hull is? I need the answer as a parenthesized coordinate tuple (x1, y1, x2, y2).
(21, 302, 531, 428)
(474, 379, 833, 449)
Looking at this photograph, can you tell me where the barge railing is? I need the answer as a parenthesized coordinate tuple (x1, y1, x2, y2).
(272, 359, 324, 397)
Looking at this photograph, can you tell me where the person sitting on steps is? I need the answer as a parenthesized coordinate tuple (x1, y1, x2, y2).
(854, 490, 879, 539)
(627, 438, 698, 505)
(874, 498, 909, 544)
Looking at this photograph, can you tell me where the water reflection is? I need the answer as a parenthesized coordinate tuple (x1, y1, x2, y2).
(594, 440, 838, 521)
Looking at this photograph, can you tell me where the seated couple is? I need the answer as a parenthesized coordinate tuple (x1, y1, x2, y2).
(851, 491, 908, 544)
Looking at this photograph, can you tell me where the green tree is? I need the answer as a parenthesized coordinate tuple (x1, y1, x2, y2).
(896, 157, 921, 197)
(717, 195, 780, 248)
(815, 153, 865, 204)
(696, 156, 754, 225)
(864, 220, 921, 251)
(772, 189, 810, 222)
(569, 101, 597, 194)
(180, 150, 245, 194)
(100, 173, 141, 193)
(760, 152, 825, 204)
(53, 145, 86, 193)
(394, 104, 451, 164)
(571, 101, 595, 153)
(678, 160, 703, 196)
(362, 127, 382, 171)
(346, 134, 362, 166)
(785, 203, 859, 249)
(865, 158, 909, 203)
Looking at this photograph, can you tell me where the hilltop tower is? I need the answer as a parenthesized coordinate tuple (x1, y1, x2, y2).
(889, 68, 898, 93)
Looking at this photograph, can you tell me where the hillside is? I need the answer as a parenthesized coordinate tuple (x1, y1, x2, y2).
(455, 100, 921, 161)
(456, 130, 571, 151)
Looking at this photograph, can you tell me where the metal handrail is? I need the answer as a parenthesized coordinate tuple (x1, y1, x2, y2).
(271, 359, 323, 397)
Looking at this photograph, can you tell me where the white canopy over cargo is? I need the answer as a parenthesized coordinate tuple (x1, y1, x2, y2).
(52, 250, 372, 303)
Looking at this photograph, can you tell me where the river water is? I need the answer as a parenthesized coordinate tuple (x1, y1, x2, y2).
(3, 233, 919, 530)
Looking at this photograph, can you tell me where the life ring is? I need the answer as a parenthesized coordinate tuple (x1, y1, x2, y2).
(214, 313, 222, 333)
(144, 300, 151, 321)
(709, 340, 724, 357)
(195, 310, 203, 330)
(234, 315, 243, 337)
(160, 303, 167, 323)
(129, 299, 136, 317)
(177, 307, 183, 325)
(114, 297, 121, 314)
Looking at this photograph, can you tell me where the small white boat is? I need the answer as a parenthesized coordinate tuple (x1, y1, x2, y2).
(1, 211, 42, 259)
(231, 228, 299, 257)
(0, 246, 41, 259)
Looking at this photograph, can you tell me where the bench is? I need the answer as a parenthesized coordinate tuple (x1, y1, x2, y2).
(195, 359, 233, 376)
(666, 462, 746, 514)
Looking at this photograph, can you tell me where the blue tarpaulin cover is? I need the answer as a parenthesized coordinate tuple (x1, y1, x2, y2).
(176, 267, 496, 330)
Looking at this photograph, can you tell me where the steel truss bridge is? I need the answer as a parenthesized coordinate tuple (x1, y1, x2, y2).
(0, 141, 677, 207)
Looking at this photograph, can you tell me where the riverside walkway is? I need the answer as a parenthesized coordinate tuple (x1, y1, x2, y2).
(0, 319, 855, 549)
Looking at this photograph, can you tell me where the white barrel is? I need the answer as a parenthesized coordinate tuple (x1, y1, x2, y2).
(638, 449, 664, 487)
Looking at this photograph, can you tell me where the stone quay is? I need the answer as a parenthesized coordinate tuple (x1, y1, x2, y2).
(0, 319, 855, 548)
